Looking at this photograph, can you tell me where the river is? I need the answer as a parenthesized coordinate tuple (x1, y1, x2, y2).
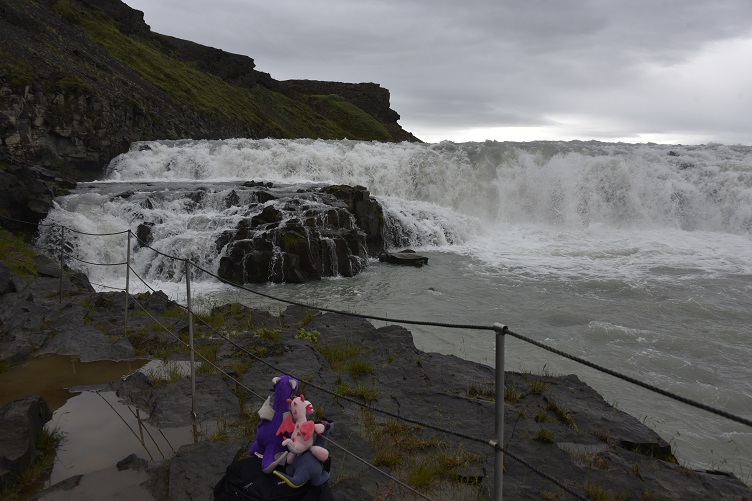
(37, 138, 752, 481)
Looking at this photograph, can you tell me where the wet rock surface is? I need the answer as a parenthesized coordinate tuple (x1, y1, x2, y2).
(0, 260, 751, 500)
(215, 184, 384, 284)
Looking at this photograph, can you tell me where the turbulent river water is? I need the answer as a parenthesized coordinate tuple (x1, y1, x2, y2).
(38, 138, 752, 480)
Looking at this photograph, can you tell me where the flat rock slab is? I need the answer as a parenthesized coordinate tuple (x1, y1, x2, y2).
(378, 250, 429, 266)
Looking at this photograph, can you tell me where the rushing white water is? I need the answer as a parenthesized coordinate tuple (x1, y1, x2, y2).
(38, 139, 752, 481)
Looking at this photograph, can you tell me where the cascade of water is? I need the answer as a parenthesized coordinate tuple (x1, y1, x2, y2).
(104, 139, 752, 234)
(37, 139, 752, 288)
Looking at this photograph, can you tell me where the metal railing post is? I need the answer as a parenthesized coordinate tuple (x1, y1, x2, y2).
(185, 259, 197, 418)
(124, 231, 131, 337)
(493, 323, 508, 501)
(58, 226, 65, 303)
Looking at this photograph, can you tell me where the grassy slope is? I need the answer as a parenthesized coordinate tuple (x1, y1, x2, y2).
(51, 0, 392, 141)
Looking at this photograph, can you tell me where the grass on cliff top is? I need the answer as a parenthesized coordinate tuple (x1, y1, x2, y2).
(51, 0, 387, 140)
(301, 94, 393, 141)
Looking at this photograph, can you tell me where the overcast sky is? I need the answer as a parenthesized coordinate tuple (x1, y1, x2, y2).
(123, 0, 752, 145)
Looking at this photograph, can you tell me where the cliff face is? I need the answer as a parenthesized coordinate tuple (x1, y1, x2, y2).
(0, 0, 419, 184)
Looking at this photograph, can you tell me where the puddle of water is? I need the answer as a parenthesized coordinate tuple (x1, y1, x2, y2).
(0, 355, 148, 410)
(0, 356, 202, 499)
(38, 466, 153, 501)
(47, 390, 196, 489)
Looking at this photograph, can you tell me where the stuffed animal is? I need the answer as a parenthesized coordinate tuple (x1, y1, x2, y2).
(276, 394, 328, 464)
(248, 375, 298, 473)
(274, 421, 333, 488)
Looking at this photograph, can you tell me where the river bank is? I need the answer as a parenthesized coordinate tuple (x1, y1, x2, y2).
(1, 253, 751, 500)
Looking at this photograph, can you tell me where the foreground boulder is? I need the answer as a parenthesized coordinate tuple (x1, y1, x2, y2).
(0, 396, 52, 489)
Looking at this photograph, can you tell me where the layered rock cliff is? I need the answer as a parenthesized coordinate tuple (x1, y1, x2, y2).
(0, 0, 419, 195)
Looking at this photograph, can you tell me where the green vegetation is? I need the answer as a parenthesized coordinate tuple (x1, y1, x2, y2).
(533, 427, 556, 443)
(504, 383, 523, 404)
(546, 401, 579, 431)
(541, 491, 562, 500)
(253, 327, 281, 343)
(295, 327, 320, 344)
(300, 309, 317, 327)
(362, 411, 483, 496)
(467, 383, 495, 401)
(560, 444, 609, 470)
(301, 94, 393, 141)
(583, 482, 628, 501)
(0, 48, 34, 92)
(0, 228, 38, 277)
(535, 409, 554, 423)
(0, 425, 64, 500)
(143, 361, 186, 384)
(195, 303, 255, 336)
(528, 380, 550, 395)
(335, 380, 380, 402)
(319, 340, 373, 378)
(58, 76, 90, 95)
(591, 429, 615, 445)
(195, 344, 219, 375)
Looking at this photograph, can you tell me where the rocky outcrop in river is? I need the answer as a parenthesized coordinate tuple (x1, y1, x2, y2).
(216, 184, 385, 284)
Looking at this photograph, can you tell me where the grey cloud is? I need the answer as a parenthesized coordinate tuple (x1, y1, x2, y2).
(125, 0, 752, 143)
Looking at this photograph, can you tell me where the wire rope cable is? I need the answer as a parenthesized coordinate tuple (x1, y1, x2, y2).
(65, 253, 128, 267)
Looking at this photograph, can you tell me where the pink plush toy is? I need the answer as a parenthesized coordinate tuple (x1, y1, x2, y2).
(276, 394, 329, 465)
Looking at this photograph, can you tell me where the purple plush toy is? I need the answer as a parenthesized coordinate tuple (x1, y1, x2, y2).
(248, 375, 299, 473)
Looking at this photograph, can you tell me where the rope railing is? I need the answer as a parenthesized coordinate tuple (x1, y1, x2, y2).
(127, 265, 494, 500)
(128, 291, 265, 403)
(125, 264, 459, 499)
(4, 217, 751, 501)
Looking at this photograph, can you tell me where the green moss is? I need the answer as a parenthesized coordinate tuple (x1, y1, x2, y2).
(280, 232, 307, 252)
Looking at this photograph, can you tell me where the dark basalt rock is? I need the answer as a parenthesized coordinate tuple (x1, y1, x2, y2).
(136, 222, 154, 247)
(216, 184, 383, 284)
(0, 263, 750, 500)
(378, 249, 429, 267)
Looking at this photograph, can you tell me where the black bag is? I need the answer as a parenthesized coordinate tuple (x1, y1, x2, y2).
(213, 455, 333, 501)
